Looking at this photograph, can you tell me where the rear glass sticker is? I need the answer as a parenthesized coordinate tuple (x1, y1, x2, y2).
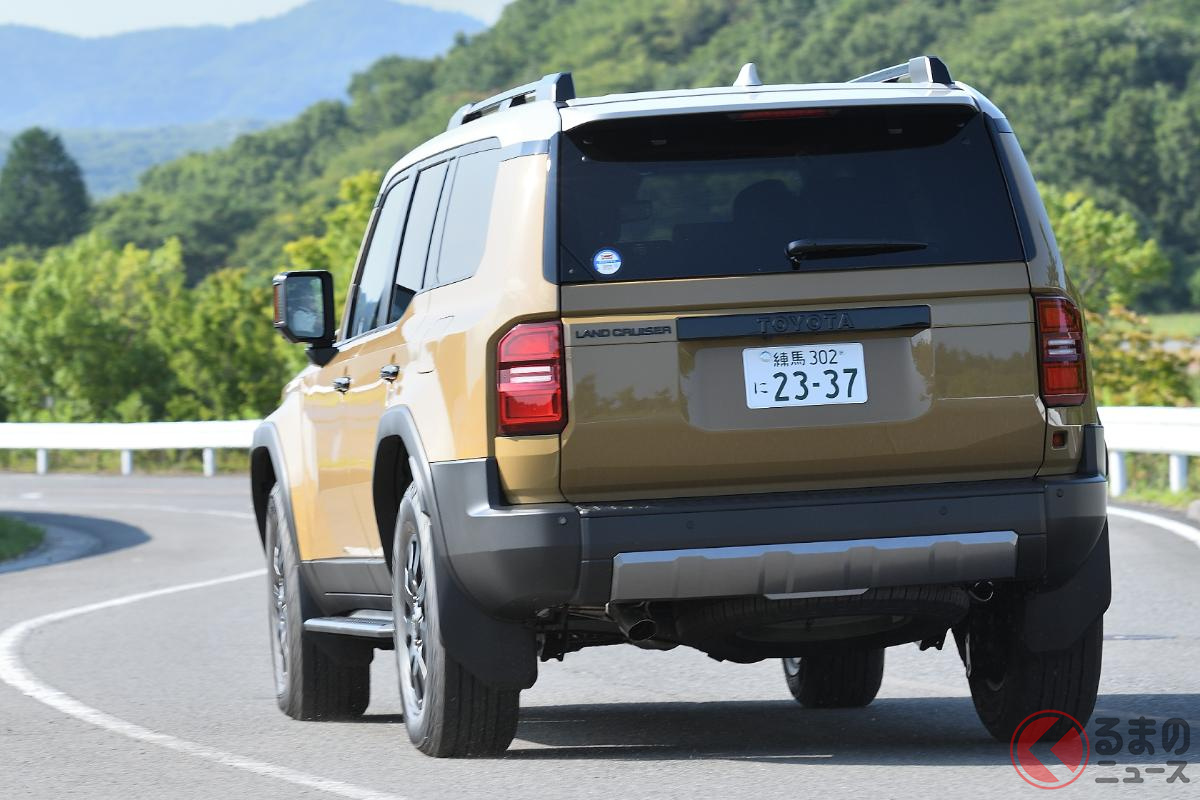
(592, 248, 622, 276)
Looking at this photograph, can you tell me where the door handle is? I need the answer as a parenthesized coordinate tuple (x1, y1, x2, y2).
(332, 376, 351, 393)
(380, 364, 400, 382)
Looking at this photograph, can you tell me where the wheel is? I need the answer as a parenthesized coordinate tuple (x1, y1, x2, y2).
(265, 487, 370, 720)
(782, 649, 885, 708)
(392, 484, 519, 757)
(963, 602, 1103, 742)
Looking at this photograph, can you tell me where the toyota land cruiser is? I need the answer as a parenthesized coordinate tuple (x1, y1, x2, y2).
(253, 56, 1109, 757)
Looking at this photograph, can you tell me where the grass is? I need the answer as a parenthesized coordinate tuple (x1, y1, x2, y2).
(1117, 486, 1200, 511)
(0, 516, 44, 562)
(1145, 312, 1200, 340)
(1114, 452, 1200, 511)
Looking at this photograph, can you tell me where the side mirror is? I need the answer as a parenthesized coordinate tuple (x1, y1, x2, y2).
(272, 271, 337, 365)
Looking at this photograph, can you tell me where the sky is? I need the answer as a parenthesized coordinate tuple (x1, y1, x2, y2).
(0, 0, 509, 36)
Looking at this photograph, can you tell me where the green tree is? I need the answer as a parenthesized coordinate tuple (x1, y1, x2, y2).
(165, 268, 298, 420)
(0, 128, 91, 248)
(1041, 187, 1170, 312)
(280, 169, 380, 295)
(0, 234, 183, 421)
(95, 100, 353, 282)
(348, 57, 437, 132)
(1085, 306, 1191, 406)
(0, 235, 300, 423)
(1043, 186, 1190, 405)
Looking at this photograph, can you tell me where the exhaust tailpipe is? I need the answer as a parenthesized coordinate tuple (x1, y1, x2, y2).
(607, 603, 659, 643)
(969, 580, 995, 603)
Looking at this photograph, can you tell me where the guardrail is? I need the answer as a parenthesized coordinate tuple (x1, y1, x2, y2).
(1100, 406, 1200, 498)
(0, 408, 1194, 489)
(0, 420, 259, 477)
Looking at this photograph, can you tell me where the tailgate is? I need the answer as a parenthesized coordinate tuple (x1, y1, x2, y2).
(554, 102, 1044, 502)
(559, 265, 1043, 501)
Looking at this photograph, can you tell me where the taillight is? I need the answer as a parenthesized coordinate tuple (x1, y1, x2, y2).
(729, 108, 835, 121)
(1035, 297, 1087, 406)
(497, 322, 566, 436)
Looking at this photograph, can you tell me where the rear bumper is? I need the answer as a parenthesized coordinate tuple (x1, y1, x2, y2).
(431, 425, 1107, 618)
(609, 530, 1019, 602)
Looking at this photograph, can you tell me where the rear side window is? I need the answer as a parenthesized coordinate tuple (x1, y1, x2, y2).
(558, 106, 1023, 282)
(435, 148, 502, 286)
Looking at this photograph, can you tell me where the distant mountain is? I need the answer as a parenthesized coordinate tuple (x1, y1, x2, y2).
(0, 121, 271, 197)
(0, 0, 484, 130)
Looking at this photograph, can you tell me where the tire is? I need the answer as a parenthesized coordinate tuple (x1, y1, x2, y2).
(265, 487, 370, 720)
(782, 649, 885, 708)
(964, 604, 1103, 742)
(392, 484, 519, 757)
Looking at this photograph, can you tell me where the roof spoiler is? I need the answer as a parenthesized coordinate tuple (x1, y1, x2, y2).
(447, 72, 576, 131)
(850, 55, 953, 86)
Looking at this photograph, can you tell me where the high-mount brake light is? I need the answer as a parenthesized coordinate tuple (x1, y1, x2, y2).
(496, 322, 566, 436)
(1035, 297, 1088, 407)
(729, 108, 834, 121)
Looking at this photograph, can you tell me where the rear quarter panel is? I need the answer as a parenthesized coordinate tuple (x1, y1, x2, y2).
(994, 130, 1101, 475)
(398, 153, 562, 497)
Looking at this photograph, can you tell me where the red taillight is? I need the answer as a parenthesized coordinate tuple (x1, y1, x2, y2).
(1035, 297, 1087, 407)
(497, 322, 566, 436)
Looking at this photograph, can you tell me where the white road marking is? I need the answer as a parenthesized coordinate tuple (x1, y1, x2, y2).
(0, 500, 255, 520)
(0, 495, 1193, 796)
(0, 569, 408, 800)
(1109, 506, 1200, 550)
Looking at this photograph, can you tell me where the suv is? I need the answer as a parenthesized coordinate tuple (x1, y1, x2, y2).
(253, 55, 1109, 757)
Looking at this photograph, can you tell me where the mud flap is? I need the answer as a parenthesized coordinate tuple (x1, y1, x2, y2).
(1021, 523, 1111, 652)
(433, 548, 539, 690)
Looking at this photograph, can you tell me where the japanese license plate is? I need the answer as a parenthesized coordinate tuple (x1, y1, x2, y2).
(743, 343, 868, 409)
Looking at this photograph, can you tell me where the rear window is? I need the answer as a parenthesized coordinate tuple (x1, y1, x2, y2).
(558, 105, 1023, 282)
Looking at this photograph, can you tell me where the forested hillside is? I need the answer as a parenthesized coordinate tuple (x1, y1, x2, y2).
(3, 0, 1198, 425)
(89, 0, 1200, 303)
(0, 121, 269, 197)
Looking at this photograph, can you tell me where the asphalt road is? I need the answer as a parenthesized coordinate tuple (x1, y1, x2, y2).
(0, 474, 1196, 799)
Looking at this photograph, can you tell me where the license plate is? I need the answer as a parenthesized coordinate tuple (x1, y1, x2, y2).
(743, 343, 868, 409)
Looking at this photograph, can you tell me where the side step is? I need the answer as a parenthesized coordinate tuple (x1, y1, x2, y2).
(304, 609, 395, 640)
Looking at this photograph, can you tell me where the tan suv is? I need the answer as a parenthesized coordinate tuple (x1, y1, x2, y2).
(253, 56, 1109, 757)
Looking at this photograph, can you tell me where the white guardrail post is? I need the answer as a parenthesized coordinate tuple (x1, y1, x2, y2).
(1107, 450, 1127, 498)
(1169, 453, 1189, 494)
(1099, 406, 1200, 497)
(0, 420, 260, 477)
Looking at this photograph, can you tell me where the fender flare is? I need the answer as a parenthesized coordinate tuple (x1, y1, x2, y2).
(374, 405, 538, 690)
(250, 421, 297, 551)
(371, 406, 427, 565)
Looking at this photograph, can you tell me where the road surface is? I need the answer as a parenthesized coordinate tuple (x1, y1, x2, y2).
(0, 474, 1196, 798)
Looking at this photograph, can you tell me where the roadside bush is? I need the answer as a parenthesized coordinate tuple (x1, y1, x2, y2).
(1086, 306, 1192, 406)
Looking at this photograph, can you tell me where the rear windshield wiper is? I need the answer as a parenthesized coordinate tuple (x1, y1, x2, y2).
(786, 238, 928, 266)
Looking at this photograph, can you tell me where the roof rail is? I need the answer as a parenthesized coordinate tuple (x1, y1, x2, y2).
(850, 55, 953, 86)
(447, 72, 576, 131)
